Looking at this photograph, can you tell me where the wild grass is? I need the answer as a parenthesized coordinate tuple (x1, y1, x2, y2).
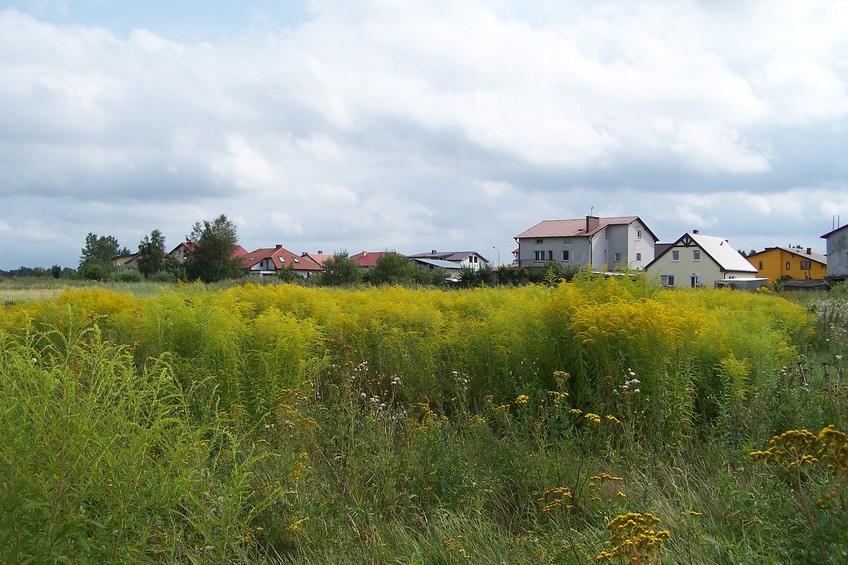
(0, 276, 846, 562)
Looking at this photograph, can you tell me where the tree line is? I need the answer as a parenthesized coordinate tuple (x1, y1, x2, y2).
(3, 213, 583, 287)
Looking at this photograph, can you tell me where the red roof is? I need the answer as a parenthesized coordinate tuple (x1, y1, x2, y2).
(350, 251, 403, 268)
(243, 245, 323, 272)
(515, 216, 657, 241)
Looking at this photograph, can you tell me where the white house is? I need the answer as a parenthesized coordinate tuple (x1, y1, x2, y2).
(513, 216, 658, 271)
(407, 250, 491, 270)
(646, 231, 762, 289)
(821, 224, 848, 282)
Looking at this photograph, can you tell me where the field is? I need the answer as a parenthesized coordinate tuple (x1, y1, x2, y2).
(1, 275, 847, 563)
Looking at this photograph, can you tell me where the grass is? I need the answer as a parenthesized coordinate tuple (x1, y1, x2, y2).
(0, 277, 846, 562)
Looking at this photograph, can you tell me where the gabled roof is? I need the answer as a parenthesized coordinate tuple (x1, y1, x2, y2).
(350, 251, 403, 268)
(409, 258, 463, 270)
(747, 246, 826, 265)
(821, 224, 848, 239)
(647, 232, 757, 273)
(243, 245, 322, 272)
(302, 251, 334, 266)
(408, 250, 488, 262)
(515, 216, 658, 241)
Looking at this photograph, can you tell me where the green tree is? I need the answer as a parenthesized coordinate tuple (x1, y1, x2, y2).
(318, 251, 362, 286)
(367, 252, 413, 285)
(136, 229, 167, 277)
(79, 233, 129, 280)
(184, 215, 243, 283)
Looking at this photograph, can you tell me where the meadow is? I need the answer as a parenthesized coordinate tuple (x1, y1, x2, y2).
(0, 274, 846, 563)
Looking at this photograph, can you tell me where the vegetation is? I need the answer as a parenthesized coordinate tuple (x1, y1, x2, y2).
(78, 233, 131, 281)
(0, 275, 846, 562)
(184, 214, 244, 283)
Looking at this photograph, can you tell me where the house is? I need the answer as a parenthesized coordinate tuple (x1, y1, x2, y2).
(407, 250, 491, 270)
(302, 251, 334, 268)
(168, 242, 248, 264)
(113, 253, 140, 269)
(645, 231, 764, 289)
(242, 245, 323, 278)
(821, 224, 848, 282)
(513, 215, 658, 271)
(350, 251, 404, 268)
(408, 257, 464, 280)
(745, 246, 827, 283)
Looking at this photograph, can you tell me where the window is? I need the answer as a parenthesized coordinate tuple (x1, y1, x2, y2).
(672, 250, 680, 261)
(786, 261, 791, 270)
(661, 274, 675, 287)
(534, 250, 553, 262)
(562, 250, 570, 262)
(637, 230, 642, 239)
(614, 252, 621, 264)
(801, 260, 811, 270)
(636, 252, 642, 261)
(693, 249, 701, 261)
(536, 239, 544, 244)
(690, 275, 700, 288)
(758, 261, 764, 270)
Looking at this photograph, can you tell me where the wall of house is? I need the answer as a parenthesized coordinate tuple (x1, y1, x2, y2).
(750, 248, 827, 282)
(826, 228, 848, 278)
(646, 247, 725, 288)
(518, 237, 592, 268)
(628, 220, 656, 270)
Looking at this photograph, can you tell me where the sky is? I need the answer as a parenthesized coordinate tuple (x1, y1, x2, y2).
(1, 0, 848, 270)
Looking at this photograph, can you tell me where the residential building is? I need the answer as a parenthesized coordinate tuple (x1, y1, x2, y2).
(167, 242, 248, 264)
(350, 251, 404, 268)
(407, 250, 491, 270)
(513, 216, 658, 271)
(646, 231, 763, 289)
(242, 245, 322, 278)
(302, 251, 334, 268)
(821, 224, 848, 282)
(745, 246, 827, 283)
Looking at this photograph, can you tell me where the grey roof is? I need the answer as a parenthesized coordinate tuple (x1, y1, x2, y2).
(410, 258, 462, 270)
(690, 233, 758, 273)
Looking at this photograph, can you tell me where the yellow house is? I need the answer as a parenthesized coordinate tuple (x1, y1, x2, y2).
(746, 246, 827, 283)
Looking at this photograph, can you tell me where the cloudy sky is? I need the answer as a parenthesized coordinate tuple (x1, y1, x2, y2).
(1, 0, 847, 270)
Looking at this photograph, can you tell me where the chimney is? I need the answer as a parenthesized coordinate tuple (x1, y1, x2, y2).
(692, 229, 699, 234)
(806, 247, 812, 255)
(585, 215, 600, 232)
(275, 244, 282, 249)
(318, 251, 323, 254)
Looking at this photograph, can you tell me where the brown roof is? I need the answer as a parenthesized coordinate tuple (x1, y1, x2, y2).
(244, 245, 323, 272)
(302, 252, 334, 266)
(515, 216, 650, 239)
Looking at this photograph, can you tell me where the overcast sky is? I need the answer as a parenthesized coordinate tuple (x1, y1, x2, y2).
(2, 0, 847, 270)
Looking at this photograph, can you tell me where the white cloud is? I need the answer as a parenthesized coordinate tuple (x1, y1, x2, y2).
(1, 2, 848, 268)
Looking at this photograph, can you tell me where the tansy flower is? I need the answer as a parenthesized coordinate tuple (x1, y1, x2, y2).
(515, 394, 529, 406)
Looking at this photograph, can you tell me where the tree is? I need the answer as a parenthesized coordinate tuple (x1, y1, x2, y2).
(137, 229, 167, 277)
(79, 233, 129, 280)
(318, 252, 362, 286)
(184, 215, 243, 283)
(367, 252, 414, 285)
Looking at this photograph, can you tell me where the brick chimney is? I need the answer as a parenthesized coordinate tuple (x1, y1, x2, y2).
(585, 215, 600, 232)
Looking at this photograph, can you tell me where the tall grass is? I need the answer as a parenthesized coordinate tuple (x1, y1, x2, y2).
(1, 277, 846, 562)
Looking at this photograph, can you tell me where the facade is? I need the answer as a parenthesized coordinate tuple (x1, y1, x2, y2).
(242, 245, 322, 278)
(645, 231, 761, 288)
(746, 246, 827, 283)
(513, 216, 657, 271)
(821, 224, 848, 281)
(407, 250, 490, 270)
